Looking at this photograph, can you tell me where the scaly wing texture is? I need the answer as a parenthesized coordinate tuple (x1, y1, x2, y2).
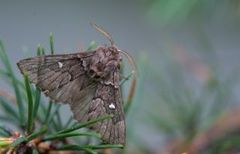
(71, 69, 125, 144)
(17, 52, 97, 105)
(17, 51, 125, 144)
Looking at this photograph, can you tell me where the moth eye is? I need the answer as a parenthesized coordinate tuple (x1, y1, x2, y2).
(89, 69, 95, 76)
(88, 69, 102, 79)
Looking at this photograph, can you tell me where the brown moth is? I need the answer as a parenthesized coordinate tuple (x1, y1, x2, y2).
(17, 23, 135, 145)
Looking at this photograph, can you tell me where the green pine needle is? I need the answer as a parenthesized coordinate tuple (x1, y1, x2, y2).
(32, 87, 41, 122)
(57, 114, 113, 134)
(43, 132, 101, 141)
(44, 100, 53, 125)
(0, 41, 25, 126)
(23, 72, 34, 134)
(27, 126, 47, 142)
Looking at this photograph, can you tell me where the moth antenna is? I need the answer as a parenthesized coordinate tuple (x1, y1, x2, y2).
(118, 49, 137, 77)
(90, 22, 115, 46)
(118, 49, 137, 112)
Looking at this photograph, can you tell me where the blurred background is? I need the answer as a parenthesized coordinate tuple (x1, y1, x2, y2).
(1, 0, 240, 153)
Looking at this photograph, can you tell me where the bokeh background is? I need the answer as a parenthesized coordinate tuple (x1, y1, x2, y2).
(1, 0, 240, 153)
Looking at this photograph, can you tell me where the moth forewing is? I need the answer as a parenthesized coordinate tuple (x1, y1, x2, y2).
(16, 23, 136, 146)
(17, 46, 126, 145)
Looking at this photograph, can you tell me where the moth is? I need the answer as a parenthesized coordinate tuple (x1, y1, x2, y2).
(17, 23, 136, 145)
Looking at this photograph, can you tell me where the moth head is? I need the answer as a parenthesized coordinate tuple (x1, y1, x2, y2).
(88, 47, 120, 80)
(90, 23, 137, 79)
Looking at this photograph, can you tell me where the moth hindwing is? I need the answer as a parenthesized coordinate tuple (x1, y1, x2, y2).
(17, 46, 126, 145)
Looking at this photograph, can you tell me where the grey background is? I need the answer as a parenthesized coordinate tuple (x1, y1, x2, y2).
(1, 0, 240, 152)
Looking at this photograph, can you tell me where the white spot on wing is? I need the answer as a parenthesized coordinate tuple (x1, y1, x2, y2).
(109, 103, 115, 109)
(58, 62, 63, 68)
